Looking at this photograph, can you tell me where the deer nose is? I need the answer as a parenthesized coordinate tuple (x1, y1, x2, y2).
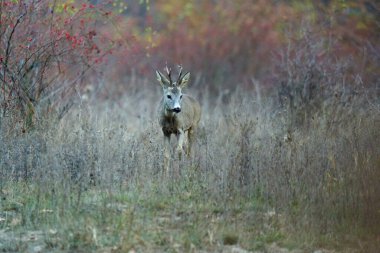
(173, 107, 181, 113)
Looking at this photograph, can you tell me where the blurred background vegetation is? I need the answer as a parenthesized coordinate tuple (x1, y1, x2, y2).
(1, 0, 379, 122)
(104, 0, 379, 91)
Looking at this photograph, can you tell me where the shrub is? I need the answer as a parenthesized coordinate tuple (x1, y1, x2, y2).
(0, 0, 114, 131)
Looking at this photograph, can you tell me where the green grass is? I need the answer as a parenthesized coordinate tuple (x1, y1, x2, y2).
(2, 177, 378, 253)
(0, 179, 287, 253)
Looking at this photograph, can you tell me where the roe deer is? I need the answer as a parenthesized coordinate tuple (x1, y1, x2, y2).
(156, 66, 201, 170)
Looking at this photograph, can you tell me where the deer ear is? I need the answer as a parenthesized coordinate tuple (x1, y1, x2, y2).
(156, 71, 170, 87)
(179, 72, 190, 88)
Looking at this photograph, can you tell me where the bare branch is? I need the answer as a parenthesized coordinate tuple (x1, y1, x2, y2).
(4, 12, 26, 70)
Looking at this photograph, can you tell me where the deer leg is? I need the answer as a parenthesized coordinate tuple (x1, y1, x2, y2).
(176, 130, 184, 160)
(164, 134, 171, 173)
(186, 128, 194, 157)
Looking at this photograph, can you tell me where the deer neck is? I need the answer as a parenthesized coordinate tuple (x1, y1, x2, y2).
(164, 108, 177, 118)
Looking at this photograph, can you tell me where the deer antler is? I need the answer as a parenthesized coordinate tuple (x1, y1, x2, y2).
(165, 65, 173, 86)
(176, 65, 183, 85)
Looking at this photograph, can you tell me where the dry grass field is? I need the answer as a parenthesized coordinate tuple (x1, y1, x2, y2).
(1, 72, 379, 252)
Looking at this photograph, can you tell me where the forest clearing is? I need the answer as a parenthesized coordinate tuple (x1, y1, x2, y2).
(1, 1, 379, 252)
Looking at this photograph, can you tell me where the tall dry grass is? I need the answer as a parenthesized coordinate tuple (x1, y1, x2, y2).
(1, 74, 378, 235)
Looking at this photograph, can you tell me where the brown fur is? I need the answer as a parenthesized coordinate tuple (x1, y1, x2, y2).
(158, 95, 201, 136)
(156, 68, 201, 171)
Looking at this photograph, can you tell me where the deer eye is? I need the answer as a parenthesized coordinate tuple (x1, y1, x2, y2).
(167, 95, 172, 99)
(180, 95, 183, 99)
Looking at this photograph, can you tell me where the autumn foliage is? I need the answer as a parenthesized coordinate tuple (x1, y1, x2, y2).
(107, 0, 379, 91)
(1, 0, 379, 124)
(0, 0, 115, 128)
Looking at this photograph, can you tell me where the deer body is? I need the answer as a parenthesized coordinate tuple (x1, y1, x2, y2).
(158, 94, 200, 136)
(156, 67, 201, 169)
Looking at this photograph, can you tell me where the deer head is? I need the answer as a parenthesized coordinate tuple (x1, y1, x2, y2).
(156, 66, 190, 113)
